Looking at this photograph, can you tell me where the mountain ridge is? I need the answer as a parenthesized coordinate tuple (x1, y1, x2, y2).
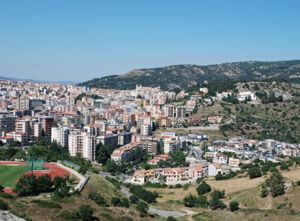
(80, 60, 300, 91)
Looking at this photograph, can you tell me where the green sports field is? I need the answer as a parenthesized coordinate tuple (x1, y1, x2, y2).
(0, 165, 27, 188)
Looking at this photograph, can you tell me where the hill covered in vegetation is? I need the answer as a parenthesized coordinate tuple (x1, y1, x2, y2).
(79, 60, 300, 90)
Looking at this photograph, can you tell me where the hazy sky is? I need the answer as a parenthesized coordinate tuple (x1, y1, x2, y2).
(1, 0, 300, 82)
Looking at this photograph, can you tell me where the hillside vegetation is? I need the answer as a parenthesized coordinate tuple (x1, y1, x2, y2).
(79, 60, 300, 90)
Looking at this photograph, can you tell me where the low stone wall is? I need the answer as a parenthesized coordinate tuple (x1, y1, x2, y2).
(54, 162, 89, 192)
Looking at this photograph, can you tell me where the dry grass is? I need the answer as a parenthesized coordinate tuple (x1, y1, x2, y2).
(207, 176, 265, 194)
(192, 210, 300, 221)
(282, 167, 300, 181)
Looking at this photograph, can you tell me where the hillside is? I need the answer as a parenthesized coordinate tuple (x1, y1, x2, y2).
(79, 60, 300, 90)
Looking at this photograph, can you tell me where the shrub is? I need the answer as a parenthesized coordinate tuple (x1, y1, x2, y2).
(111, 197, 121, 206)
(78, 205, 94, 221)
(129, 195, 139, 204)
(31, 199, 62, 208)
(260, 184, 268, 198)
(105, 176, 121, 189)
(229, 201, 239, 211)
(167, 217, 178, 221)
(136, 201, 149, 215)
(248, 167, 262, 179)
(183, 194, 198, 207)
(196, 181, 211, 195)
(89, 192, 108, 207)
(266, 169, 285, 197)
(174, 184, 182, 188)
(0, 199, 9, 210)
(129, 185, 158, 203)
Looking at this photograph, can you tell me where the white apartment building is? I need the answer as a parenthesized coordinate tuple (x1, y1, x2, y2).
(140, 124, 151, 136)
(51, 126, 69, 147)
(31, 121, 42, 138)
(68, 131, 96, 161)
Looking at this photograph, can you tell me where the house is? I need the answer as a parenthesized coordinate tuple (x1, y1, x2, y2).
(130, 163, 206, 185)
(148, 154, 170, 165)
(208, 163, 223, 176)
(228, 158, 240, 168)
(213, 153, 228, 164)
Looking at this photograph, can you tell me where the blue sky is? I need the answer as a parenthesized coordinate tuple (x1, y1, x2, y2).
(1, 0, 300, 82)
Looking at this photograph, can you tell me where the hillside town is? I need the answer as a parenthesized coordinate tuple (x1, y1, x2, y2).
(0, 79, 299, 188)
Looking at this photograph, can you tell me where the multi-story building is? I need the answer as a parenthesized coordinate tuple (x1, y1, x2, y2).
(130, 163, 206, 185)
(15, 119, 31, 141)
(117, 132, 132, 146)
(165, 105, 175, 117)
(111, 142, 143, 163)
(51, 126, 69, 147)
(140, 124, 151, 136)
(0, 114, 15, 134)
(31, 121, 42, 138)
(176, 106, 186, 119)
(68, 131, 96, 161)
(41, 117, 54, 138)
(97, 133, 119, 149)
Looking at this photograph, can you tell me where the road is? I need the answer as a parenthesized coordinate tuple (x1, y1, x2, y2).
(190, 146, 203, 160)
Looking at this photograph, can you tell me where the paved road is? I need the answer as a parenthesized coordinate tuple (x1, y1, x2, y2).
(190, 146, 203, 160)
(148, 207, 186, 218)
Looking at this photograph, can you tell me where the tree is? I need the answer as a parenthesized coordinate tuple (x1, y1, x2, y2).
(79, 165, 88, 174)
(210, 190, 226, 210)
(210, 195, 226, 210)
(15, 174, 37, 196)
(129, 195, 139, 204)
(36, 174, 53, 192)
(248, 166, 262, 179)
(0, 199, 9, 210)
(266, 169, 285, 197)
(136, 201, 149, 216)
(196, 181, 211, 195)
(260, 184, 268, 198)
(169, 150, 188, 167)
(197, 195, 209, 208)
(129, 185, 158, 204)
(96, 143, 110, 165)
(53, 178, 70, 198)
(89, 192, 108, 207)
(105, 159, 120, 173)
(78, 205, 94, 221)
(111, 197, 121, 206)
(167, 217, 178, 221)
(229, 201, 239, 211)
(120, 198, 130, 208)
(183, 194, 198, 207)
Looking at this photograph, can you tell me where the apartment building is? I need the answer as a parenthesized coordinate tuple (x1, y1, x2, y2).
(15, 119, 31, 141)
(68, 131, 96, 161)
(0, 114, 15, 133)
(41, 117, 54, 138)
(111, 142, 143, 163)
(51, 126, 69, 147)
(130, 163, 206, 185)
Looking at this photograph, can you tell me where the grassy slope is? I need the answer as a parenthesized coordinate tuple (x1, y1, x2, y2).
(0, 173, 158, 221)
(147, 168, 300, 221)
